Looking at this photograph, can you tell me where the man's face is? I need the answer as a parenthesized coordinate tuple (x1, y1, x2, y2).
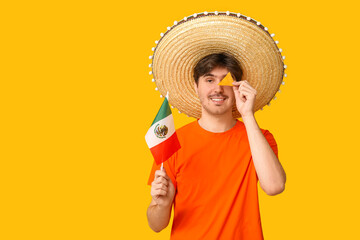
(194, 67, 236, 117)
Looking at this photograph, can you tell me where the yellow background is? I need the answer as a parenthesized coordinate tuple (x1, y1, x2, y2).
(1, 0, 359, 239)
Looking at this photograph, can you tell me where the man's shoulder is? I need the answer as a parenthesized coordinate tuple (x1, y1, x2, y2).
(237, 120, 273, 135)
(259, 127, 272, 135)
(259, 127, 276, 141)
(176, 120, 198, 135)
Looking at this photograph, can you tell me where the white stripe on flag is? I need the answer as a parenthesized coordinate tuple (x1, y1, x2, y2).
(145, 114, 176, 149)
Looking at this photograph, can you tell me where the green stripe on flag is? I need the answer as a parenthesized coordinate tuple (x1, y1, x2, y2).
(151, 97, 172, 126)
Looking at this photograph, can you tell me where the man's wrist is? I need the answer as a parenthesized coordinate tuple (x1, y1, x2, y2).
(154, 200, 172, 210)
(241, 113, 255, 122)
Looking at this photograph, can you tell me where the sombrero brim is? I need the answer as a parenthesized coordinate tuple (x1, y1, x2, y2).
(150, 12, 286, 118)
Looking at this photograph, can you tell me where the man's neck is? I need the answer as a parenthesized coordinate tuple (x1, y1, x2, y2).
(198, 111, 237, 133)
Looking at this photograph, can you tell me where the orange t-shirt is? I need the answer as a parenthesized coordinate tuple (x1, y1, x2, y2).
(147, 120, 278, 240)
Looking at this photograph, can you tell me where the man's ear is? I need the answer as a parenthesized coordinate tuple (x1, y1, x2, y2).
(193, 82, 198, 95)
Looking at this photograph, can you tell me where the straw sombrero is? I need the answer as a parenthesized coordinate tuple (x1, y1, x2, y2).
(149, 11, 287, 119)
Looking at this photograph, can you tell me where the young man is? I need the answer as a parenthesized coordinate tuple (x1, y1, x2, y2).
(146, 12, 287, 239)
(147, 53, 286, 239)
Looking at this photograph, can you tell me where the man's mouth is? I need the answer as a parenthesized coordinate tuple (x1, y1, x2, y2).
(209, 96, 227, 104)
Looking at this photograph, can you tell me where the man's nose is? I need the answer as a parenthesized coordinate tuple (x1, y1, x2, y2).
(213, 83, 224, 93)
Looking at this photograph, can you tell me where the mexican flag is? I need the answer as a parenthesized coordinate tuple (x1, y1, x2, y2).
(145, 94, 181, 165)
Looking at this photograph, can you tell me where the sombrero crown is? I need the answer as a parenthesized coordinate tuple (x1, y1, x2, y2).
(149, 11, 287, 118)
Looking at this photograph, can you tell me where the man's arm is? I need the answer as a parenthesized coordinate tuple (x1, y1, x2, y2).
(233, 80, 286, 196)
(147, 198, 173, 232)
(147, 169, 175, 232)
(242, 114, 286, 196)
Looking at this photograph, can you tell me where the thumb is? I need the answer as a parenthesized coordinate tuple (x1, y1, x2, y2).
(233, 86, 239, 97)
(161, 166, 171, 180)
(161, 164, 167, 174)
(233, 86, 242, 102)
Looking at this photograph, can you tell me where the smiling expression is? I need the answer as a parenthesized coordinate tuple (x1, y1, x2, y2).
(194, 67, 236, 117)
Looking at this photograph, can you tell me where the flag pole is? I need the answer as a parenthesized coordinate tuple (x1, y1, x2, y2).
(161, 91, 169, 172)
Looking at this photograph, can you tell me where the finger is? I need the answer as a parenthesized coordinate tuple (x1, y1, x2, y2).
(154, 178, 167, 189)
(151, 181, 168, 191)
(154, 188, 167, 196)
(238, 91, 246, 102)
(240, 84, 257, 95)
(159, 184, 168, 192)
(232, 85, 239, 93)
(233, 85, 240, 94)
(239, 82, 252, 89)
(232, 80, 246, 86)
(238, 90, 256, 102)
(233, 82, 246, 91)
(239, 88, 255, 98)
(239, 87, 253, 94)
(161, 167, 169, 177)
(155, 170, 164, 177)
(236, 80, 255, 92)
(151, 189, 167, 197)
(155, 170, 168, 179)
(156, 169, 170, 179)
(157, 173, 170, 182)
(242, 80, 252, 86)
(154, 177, 169, 186)
(153, 182, 168, 192)
(151, 184, 167, 191)
(233, 82, 242, 89)
(233, 85, 246, 101)
(233, 86, 243, 101)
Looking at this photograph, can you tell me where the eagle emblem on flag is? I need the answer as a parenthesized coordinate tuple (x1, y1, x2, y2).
(154, 124, 168, 138)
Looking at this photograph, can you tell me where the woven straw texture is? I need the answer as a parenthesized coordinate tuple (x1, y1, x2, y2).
(152, 13, 284, 119)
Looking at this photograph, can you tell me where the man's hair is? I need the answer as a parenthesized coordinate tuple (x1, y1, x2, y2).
(193, 53, 243, 85)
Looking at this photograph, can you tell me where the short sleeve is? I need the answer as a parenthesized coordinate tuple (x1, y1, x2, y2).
(147, 151, 178, 190)
(263, 130, 279, 158)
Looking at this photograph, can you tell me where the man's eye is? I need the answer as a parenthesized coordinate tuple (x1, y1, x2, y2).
(206, 79, 213, 82)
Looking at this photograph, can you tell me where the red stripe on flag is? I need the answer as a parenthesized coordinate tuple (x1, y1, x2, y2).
(150, 132, 181, 165)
